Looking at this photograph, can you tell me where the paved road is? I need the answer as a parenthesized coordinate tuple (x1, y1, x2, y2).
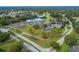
(57, 17, 73, 46)
(11, 35, 39, 52)
(10, 35, 20, 42)
(22, 43, 39, 52)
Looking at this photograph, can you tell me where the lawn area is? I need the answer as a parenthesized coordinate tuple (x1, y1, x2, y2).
(0, 40, 22, 52)
(22, 34, 50, 48)
(19, 25, 44, 38)
(10, 28, 22, 34)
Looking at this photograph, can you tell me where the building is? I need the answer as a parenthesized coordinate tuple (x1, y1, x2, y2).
(26, 19, 34, 25)
(26, 18, 43, 25)
(33, 18, 43, 23)
(51, 23, 62, 29)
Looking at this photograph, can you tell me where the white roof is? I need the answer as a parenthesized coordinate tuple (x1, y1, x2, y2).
(34, 18, 43, 22)
(26, 19, 33, 22)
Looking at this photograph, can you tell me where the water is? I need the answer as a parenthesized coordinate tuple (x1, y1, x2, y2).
(0, 6, 79, 11)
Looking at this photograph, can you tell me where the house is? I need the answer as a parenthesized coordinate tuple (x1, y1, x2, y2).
(51, 23, 62, 29)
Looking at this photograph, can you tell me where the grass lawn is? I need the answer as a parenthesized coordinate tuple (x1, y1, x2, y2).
(10, 28, 22, 34)
(22, 34, 50, 48)
(0, 40, 22, 52)
(19, 25, 43, 38)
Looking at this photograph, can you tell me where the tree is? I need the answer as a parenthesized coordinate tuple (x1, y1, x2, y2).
(0, 48, 5, 52)
(65, 32, 78, 46)
(50, 28, 62, 38)
(74, 23, 79, 33)
(0, 31, 10, 42)
(33, 24, 40, 29)
(50, 40, 60, 50)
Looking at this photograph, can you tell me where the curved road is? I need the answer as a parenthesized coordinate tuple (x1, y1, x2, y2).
(57, 17, 73, 46)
